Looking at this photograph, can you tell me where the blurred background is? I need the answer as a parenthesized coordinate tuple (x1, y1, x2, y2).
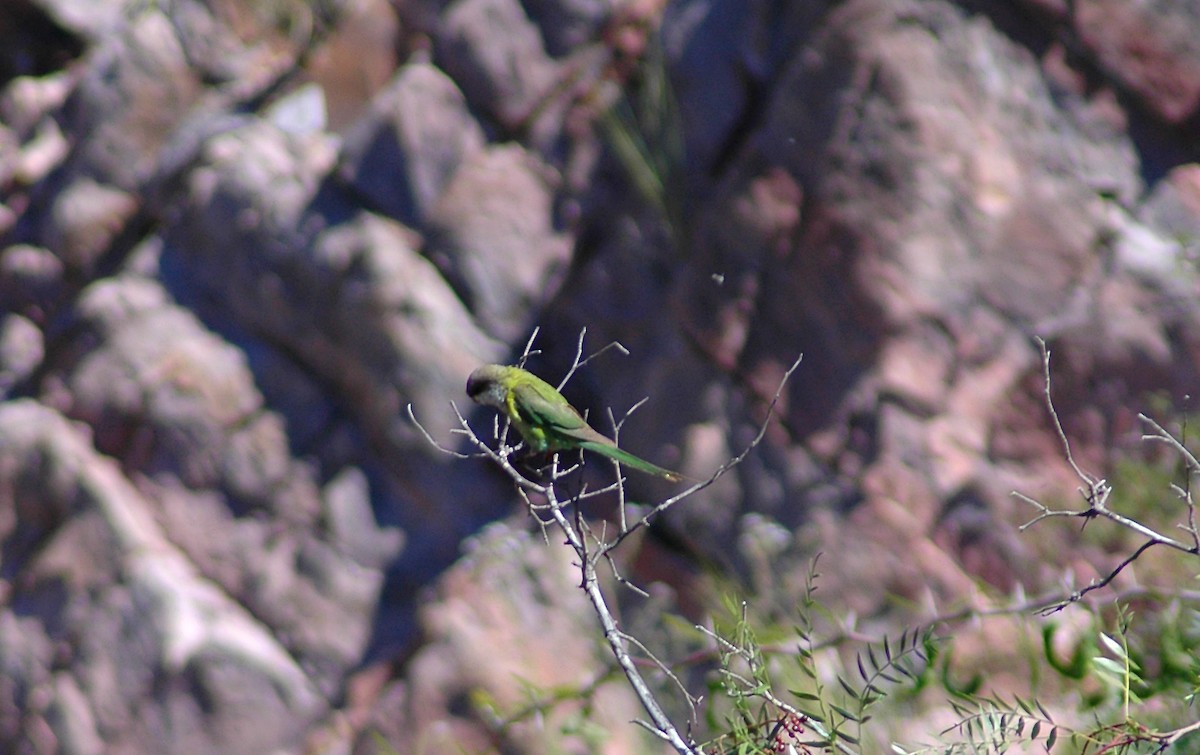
(2, 0, 1200, 752)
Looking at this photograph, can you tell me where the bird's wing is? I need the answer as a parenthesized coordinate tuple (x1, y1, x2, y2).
(510, 375, 679, 479)
(511, 379, 610, 445)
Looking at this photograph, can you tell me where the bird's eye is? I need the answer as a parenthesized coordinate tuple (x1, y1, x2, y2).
(466, 378, 489, 399)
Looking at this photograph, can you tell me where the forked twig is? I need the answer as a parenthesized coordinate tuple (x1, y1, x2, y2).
(406, 402, 475, 459)
(606, 353, 804, 551)
(1139, 413, 1200, 550)
(516, 326, 543, 368)
(1013, 337, 1200, 613)
(559, 326, 630, 389)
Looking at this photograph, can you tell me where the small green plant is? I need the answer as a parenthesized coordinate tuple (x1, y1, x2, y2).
(935, 693, 1062, 753)
(699, 557, 939, 754)
(598, 35, 688, 247)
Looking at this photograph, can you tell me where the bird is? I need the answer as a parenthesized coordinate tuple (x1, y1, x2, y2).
(466, 364, 682, 482)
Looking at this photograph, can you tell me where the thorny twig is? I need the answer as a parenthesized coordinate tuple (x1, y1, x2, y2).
(410, 332, 803, 754)
(1013, 337, 1200, 613)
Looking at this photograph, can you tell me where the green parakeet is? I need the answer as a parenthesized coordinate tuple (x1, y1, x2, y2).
(466, 364, 682, 482)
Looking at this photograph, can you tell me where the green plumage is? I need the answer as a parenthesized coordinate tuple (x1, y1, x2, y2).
(466, 364, 681, 482)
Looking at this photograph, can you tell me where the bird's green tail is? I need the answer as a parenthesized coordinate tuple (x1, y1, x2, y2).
(579, 440, 682, 482)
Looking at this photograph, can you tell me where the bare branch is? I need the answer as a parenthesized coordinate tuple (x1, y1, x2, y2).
(909, 584, 1200, 634)
(1014, 338, 1200, 613)
(613, 353, 805, 547)
(1034, 336, 1100, 487)
(1035, 540, 1161, 615)
(410, 332, 805, 754)
(604, 549, 651, 598)
(613, 397, 651, 435)
(558, 327, 631, 389)
(619, 629, 701, 736)
(406, 402, 475, 459)
(606, 399, 651, 533)
(1161, 719, 1200, 748)
(1140, 413, 1200, 550)
(579, 566, 699, 752)
(1140, 413, 1200, 473)
(516, 326, 543, 368)
(1013, 489, 1105, 531)
(496, 425, 700, 753)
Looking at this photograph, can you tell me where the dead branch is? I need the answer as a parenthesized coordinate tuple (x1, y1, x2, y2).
(1013, 337, 1200, 613)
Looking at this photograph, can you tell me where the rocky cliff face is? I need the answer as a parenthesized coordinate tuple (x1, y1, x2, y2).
(2, 0, 1198, 752)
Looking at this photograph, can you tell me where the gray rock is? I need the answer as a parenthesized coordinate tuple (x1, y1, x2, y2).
(426, 144, 572, 342)
(1072, 0, 1200, 124)
(356, 522, 656, 754)
(0, 313, 43, 395)
(266, 81, 329, 136)
(60, 10, 202, 189)
(0, 245, 64, 320)
(435, 0, 562, 132)
(162, 119, 503, 444)
(46, 673, 104, 755)
(6, 0, 1200, 749)
(323, 466, 406, 569)
(0, 71, 73, 136)
(1140, 164, 1200, 261)
(44, 178, 138, 274)
(525, 0, 616, 56)
(0, 400, 326, 754)
(339, 61, 485, 226)
(32, 0, 128, 40)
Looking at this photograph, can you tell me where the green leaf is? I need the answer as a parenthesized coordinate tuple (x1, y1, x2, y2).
(1092, 657, 1126, 677)
(839, 677, 861, 701)
(1099, 632, 1126, 660)
(1034, 698, 1054, 722)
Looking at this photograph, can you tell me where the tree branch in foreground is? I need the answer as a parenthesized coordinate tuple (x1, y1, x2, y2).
(412, 336, 803, 754)
(1013, 337, 1200, 613)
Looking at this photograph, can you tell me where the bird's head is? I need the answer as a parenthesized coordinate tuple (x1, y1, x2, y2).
(466, 364, 511, 409)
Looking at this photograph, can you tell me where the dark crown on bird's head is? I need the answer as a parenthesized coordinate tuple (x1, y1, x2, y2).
(466, 364, 510, 408)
